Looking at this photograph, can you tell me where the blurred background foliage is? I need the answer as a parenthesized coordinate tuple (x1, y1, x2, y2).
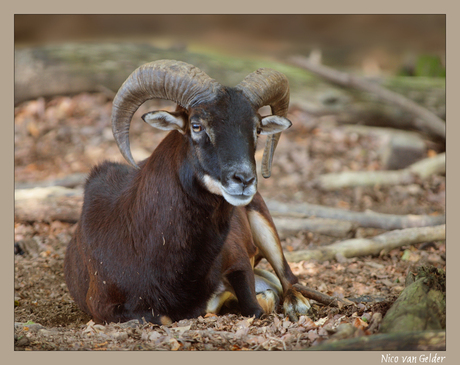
(15, 14, 445, 78)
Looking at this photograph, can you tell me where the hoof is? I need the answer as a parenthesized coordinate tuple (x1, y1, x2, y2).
(241, 305, 265, 319)
(282, 287, 311, 322)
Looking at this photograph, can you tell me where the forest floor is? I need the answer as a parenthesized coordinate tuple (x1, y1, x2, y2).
(14, 91, 445, 351)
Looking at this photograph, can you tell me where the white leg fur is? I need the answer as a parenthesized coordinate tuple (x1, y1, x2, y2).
(206, 291, 234, 314)
(248, 210, 312, 320)
(247, 210, 288, 289)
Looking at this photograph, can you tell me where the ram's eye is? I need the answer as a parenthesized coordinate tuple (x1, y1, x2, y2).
(256, 127, 262, 135)
(192, 123, 203, 133)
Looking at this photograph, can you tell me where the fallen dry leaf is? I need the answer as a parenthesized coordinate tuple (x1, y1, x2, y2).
(314, 317, 328, 327)
(172, 325, 191, 334)
(169, 338, 181, 351)
(353, 317, 369, 331)
(307, 329, 319, 342)
(204, 313, 218, 318)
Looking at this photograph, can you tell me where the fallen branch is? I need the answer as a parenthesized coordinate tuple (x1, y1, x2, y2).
(317, 152, 445, 190)
(293, 284, 355, 308)
(308, 330, 445, 351)
(267, 200, 445, 230)
(273, 217, 357, 238)
(15, 186, 83, 223)
(289, 55, 446, 140)
(13, 180, 356, 237)
(15, 172, 87, 190)
(284, 224, 445, 263)
(15, 186, 446, 232)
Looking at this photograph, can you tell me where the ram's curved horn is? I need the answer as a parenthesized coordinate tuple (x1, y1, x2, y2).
(112, 60, 221, 168)
(236, 68, 290, 178)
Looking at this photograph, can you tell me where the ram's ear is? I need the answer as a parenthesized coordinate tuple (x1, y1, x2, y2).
(259, 115, 292, 135)
(142, 110, 187, 132)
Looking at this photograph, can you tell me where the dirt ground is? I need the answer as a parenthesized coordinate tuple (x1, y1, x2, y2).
(14, 92, 445, 351)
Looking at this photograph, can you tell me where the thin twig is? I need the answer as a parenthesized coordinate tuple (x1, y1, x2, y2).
(293, 284, 341, 307)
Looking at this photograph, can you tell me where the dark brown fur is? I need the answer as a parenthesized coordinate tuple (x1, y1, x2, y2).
(64, 131, 270, 324)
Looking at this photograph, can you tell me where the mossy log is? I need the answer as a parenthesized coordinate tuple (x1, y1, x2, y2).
(14, 42, 315, 104)
(380, 265, 446, 333)
(15, 42, 445, 130)
(308, 330, 445, 351)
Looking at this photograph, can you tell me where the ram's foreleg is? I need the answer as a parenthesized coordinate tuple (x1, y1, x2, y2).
(247, 193, 311, 321)
(207, 208, 282, 317)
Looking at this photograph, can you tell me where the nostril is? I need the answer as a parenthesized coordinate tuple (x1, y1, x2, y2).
(233, 172, 255, 187)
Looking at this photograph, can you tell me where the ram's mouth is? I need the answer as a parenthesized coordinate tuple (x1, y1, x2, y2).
(221, 179, 257, 207)
(221, 190, 255, 207)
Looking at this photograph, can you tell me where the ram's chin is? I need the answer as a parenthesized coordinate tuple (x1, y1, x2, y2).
(221, 190, 254, 206)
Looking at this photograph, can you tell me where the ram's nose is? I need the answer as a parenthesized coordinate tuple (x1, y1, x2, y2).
(221, 165, 257, 205)
(231, 171, 256, 188)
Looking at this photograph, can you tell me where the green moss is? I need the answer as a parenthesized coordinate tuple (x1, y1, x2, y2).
(415, 55, 446, 78)
(381, 266, 446, 333)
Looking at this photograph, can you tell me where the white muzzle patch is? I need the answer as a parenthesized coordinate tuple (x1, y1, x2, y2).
(202, 174, 255, 206)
